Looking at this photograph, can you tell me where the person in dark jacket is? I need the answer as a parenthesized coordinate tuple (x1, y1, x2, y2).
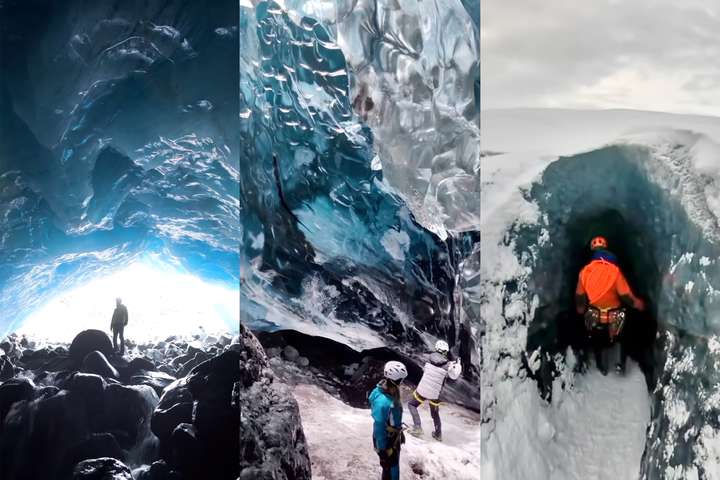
(110, 297, 128, 355)
(407, 340, 462, 441)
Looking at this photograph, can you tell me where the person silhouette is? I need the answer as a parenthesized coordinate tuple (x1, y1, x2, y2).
(110, 297, 129, 355)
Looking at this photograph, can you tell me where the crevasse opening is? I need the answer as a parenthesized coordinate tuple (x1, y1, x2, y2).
(511, 142, 720, 476)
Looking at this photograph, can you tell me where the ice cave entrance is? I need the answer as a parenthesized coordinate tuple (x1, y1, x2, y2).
(16, 260, 239, 343)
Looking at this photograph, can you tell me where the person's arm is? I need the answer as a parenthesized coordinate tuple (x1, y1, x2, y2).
(124, 307, 128, 326)
(617, 273, 645, 311)
(110, 310, 116, 329)
(575, 275, 588, 314)
(371, 398, 390, 451)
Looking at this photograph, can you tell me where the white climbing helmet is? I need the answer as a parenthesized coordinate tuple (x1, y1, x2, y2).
(435, 340, 449, 355)
(383, 361, 408, 382)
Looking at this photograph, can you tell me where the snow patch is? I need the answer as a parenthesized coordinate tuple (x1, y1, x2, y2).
(294, 383, 480, 480)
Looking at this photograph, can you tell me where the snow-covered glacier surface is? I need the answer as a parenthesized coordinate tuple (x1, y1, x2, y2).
(481, 108, 720, 479)
(0, 0, 241, 335)
(240, 0, 479, 361)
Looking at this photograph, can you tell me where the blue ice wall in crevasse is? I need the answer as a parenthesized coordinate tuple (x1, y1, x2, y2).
(0, 0, 240, 333)
(240, 1, 479, 357)
(498, 137, 720, 478)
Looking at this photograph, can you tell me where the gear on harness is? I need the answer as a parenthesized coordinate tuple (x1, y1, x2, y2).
(386, 424, 406, 444)
(584, 306, 626, 341)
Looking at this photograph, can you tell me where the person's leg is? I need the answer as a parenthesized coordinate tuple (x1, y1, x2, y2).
(389, 448, 400, 480)
(112, 329, 118, 352)
(379, 449, 398, 480)
(407, 393, 423, 430)
(390, 462, 399, 480)
(119, 328, 125, 354)
(592, 330, 607, 375)
(430, 401, 441, 439)
(381, 461, 391, 480)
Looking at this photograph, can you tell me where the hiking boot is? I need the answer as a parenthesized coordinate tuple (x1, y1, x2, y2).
(431, 431, 442, 442)
(598, 365, 608, 376)
(615, 363, 625, 376)
(407, 426, 423, 437)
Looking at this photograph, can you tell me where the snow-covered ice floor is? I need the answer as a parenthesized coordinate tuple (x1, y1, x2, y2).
(293, 383, 481, 479)
(483, 361, 650, 480)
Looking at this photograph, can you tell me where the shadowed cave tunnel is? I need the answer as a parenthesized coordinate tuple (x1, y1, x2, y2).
(513, 144, 718, 399)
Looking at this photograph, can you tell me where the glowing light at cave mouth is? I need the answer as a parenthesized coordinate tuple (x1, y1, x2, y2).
(17, 261, 239, 343)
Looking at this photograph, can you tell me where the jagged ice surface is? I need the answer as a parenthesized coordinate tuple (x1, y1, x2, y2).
(240, 1, 480, 362)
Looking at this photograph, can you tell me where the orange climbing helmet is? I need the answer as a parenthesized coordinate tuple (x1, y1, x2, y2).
(590, 236, 608, 250)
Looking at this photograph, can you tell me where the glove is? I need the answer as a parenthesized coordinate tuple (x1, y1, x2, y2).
(448, 360, 462, 380)
(400, 432, 406, 445)
(635, 298, 646, 311)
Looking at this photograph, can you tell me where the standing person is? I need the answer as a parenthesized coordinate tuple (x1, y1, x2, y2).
(407, 340, 462, 441)
(110, 297, 128, 355)
(575, 235, 645, 375)
(369, 361, 408, 480)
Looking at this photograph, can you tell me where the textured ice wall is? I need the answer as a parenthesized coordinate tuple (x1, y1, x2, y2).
(280, 0, 480, 236)
(240, 0, 479, 365)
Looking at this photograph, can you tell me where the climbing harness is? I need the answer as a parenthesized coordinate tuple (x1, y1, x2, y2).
(585, 306, 626, 341)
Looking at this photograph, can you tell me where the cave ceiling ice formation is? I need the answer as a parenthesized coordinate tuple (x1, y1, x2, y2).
(239, 0, 480, 359)
(0, 0, 241, 334)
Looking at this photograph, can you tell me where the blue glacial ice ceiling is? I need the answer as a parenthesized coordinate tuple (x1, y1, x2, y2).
(0, 0, 240, 333)
(0, 0, 480, 361)
(239, 0, 480, 358)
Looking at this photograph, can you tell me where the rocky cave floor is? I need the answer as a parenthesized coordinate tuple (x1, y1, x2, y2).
(0, 324, 311, 480)
(0, 324, 480, 480)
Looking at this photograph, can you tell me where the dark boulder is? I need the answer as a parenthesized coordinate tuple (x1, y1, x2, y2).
(186, 350, 241, 398)
(0, 356, 14, 380)
(157, 364, 178, 377)
(151, 402, 193, 446)
(170, 423, 199, 475)
(157, 378, 192, 410)
(169, 353, 193, 369)
(68, 373, 106, 417)
(176, 351, 210, 378)
(124, 357, 156, 378)
(70, 330, 114, 365)
(102, 384, 158, 448)
(282, 345, 299, 362)
(1, 390, 91, 479)
(129, 371, 176, 397)
(178, 341, 245, 479)
(0, 339, 15, 356)
(60, 433, 125, 479)
(0, 377, 35, 425)
(136, 460, 184, 480)
(81, 351, 119, 379)
(36, 385, 60, 400)
(72, 457, 132, 480)
(238, 379, 311, 479)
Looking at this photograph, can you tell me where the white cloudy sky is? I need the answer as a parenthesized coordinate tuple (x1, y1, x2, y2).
(482, 0, 720, 115)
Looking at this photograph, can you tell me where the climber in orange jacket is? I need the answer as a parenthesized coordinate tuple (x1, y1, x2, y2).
(575, 236, 645, 375)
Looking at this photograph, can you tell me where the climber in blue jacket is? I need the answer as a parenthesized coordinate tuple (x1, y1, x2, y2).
(369, 360, 408, 480)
